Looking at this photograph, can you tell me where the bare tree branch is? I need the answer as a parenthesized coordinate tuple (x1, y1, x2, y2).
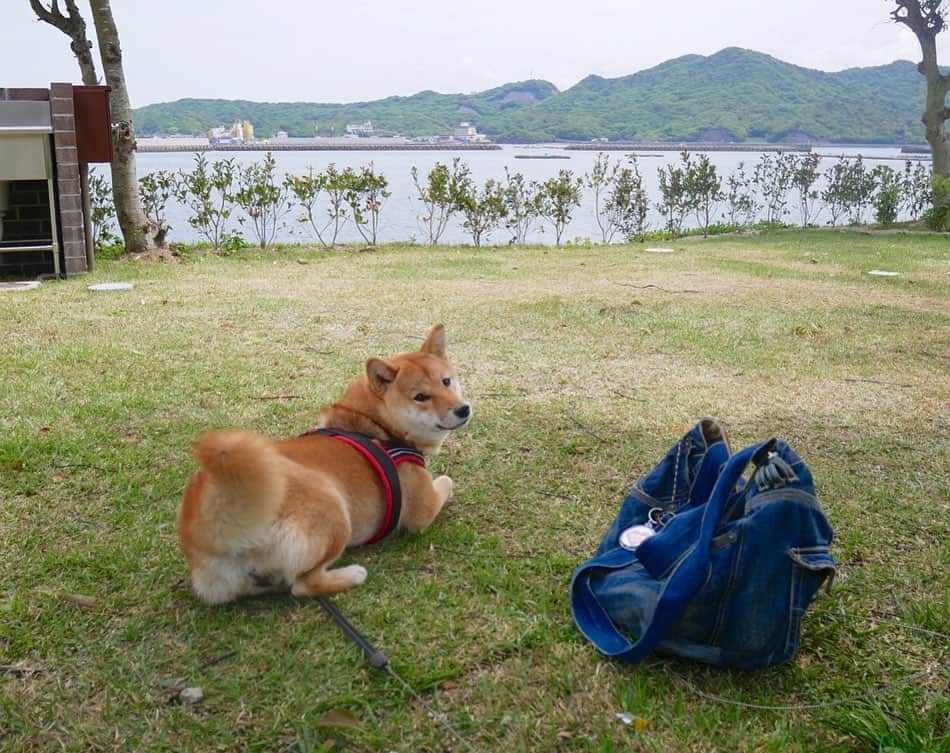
(28, 0, 99, 85)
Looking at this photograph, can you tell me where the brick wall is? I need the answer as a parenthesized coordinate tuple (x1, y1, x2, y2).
(50, 82, 86, 276)
(0, 181, 56, 277)
(2, 180, 52, 240)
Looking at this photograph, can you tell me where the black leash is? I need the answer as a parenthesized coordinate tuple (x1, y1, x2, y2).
(317, 596, 480, 753)
(317, 596, 388, 669)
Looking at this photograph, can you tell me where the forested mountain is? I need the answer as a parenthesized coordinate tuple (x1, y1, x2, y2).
(133, 48, 929, 144)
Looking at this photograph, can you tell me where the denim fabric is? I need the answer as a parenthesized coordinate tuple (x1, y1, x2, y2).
(571, 419, 835, 669)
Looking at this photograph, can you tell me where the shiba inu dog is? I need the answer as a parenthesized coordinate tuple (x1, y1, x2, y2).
(177, 324, 470, 604)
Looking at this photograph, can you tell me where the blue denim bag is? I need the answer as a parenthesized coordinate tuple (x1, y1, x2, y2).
(570, 418, 835, 669)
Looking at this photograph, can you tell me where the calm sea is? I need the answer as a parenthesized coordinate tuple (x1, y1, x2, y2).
(131, 145, 917, 246)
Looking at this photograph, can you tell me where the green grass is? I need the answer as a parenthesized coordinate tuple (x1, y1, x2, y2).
(1, 229, 948, 752)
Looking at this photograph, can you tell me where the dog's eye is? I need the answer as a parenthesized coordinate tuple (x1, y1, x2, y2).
(414, 393, 430, 402)
(442, 378, 451, 386)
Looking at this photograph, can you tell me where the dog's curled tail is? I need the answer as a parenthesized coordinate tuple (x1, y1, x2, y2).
(192, 430, 287, 528)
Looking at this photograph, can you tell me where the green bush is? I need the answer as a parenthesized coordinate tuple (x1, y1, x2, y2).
(923, 175, 950, 231)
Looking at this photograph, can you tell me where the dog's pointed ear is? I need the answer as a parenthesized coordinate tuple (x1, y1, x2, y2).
(366, 357, 397, 394)
(419, 324, 446, 358)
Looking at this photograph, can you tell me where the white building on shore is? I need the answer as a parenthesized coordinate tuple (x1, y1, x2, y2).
(453, 122, 489, 142)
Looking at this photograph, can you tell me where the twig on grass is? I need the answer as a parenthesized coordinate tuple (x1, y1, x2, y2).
(567, 409, 607, 443)
(200, 650, 238, 670)
(51, 462, 114, 474)
(533, 489, 576, 502)
(250, 394, 305, 400)
(837, 378, 913, 389)
(610, 388, 648, 402)
(613, 282, 700, 294)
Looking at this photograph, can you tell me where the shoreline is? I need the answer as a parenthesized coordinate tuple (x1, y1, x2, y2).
(137, 140, 932, 155)
(137, 141, 502, 153)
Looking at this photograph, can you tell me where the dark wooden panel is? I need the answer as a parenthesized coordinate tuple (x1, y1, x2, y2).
(73, 86, 113, 164)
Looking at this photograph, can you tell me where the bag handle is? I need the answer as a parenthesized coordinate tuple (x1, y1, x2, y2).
(572, 439, 774, 664)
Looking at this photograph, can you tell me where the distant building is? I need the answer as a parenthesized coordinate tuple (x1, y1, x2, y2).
(452, 122, 488, 142)
(208, 120, 256, 144)
(346, 121, 376, 137)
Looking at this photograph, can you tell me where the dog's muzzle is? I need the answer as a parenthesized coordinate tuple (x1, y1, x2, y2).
(438, 403, 472, 430)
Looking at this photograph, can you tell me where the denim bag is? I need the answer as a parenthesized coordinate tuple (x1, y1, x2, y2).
(570, 418, 835, 669)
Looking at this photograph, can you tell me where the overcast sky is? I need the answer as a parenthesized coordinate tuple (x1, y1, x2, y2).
(4, 1, 948, 107)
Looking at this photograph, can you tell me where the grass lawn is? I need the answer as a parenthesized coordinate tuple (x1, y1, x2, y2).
(1, 229, 947, 752)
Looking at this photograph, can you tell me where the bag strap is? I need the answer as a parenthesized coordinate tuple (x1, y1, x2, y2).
(572, 439, 775, 664)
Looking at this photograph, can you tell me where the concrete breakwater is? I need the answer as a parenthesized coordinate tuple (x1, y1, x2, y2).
(565, 142, 812, 153)
(138, 140, 502, 153)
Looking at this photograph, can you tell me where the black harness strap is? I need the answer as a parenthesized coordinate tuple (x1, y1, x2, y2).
(302, 427, 403, 544)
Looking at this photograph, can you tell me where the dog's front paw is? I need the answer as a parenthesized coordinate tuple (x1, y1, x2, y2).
(433, 475, 453, 503)
(348, 564, 368, 585)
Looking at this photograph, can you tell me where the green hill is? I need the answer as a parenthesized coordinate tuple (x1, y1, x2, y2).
(132, 48, 930, 144)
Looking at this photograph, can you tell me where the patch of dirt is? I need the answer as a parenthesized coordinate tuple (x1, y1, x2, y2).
(724, 247, 848, 275)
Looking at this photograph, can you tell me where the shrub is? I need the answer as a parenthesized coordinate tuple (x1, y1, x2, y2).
(901, 160, 932, 221)
(872, 165, 901, 227)
(725, 161, 758, 226)
(790, 153, 822, 227)
(138, 169, 175, 233)
(88, 168, 119, 252)
(174, 154, 239, 250)
(410, 158, 471, 245)
(584, 152, 620, 243)
(537, 169, 583, 246)
(923, 174, 950, 231)
(457, 177, 507, 247)
(606, 155, 649, 242)
(657, 152, 690, 238)
(234, 152, 290, 250)
(685, 153, 723, 236)
(501, 169, 541, 245)
(343, 163, 390, 246)
(753, 152, 795, 224)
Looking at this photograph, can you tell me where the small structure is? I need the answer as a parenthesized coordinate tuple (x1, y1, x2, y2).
(0, 83, 112, 277)
(452, 122, 489, 143)
(345, 121, 376, 137)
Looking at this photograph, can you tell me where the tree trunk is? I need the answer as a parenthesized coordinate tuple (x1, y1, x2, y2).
(87, 0, 165, 253)
(892, 1, 950, 179)
(918, 35, 950, 177)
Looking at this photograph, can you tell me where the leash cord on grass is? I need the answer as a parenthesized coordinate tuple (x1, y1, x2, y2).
(674, 668, 938, 711)
(384, 663, 482, 753)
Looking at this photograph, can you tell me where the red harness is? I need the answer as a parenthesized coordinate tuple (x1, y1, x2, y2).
(302, 428, 426, 545)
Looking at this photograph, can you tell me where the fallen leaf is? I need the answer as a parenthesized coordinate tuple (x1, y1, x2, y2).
(61, 593, 100, 609)
(439, 680, 459, 690)
(314, 708, 360, 730)
(556, 730, 574, 739)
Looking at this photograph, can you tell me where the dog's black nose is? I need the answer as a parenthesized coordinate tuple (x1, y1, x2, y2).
(454, 404, 471, 419)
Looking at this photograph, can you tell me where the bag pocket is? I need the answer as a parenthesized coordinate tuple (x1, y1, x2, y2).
(784, 546, 836, 658)
(662, 526, 741, 652)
